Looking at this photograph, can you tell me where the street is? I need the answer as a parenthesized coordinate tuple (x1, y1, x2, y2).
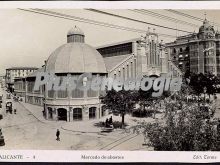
(2, 89, 220, 150)
(0, 90, 148, 150)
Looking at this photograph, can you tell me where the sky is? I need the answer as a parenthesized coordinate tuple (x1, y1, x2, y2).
(1, 9, 220, 75)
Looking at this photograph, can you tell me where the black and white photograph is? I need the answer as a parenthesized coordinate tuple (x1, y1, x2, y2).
(0, 8, 220, 161)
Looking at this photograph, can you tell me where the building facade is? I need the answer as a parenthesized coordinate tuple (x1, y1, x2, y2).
(42, 26, 108, 121)
(6, 67, 38, 92)
(166, 18, 220, 76)
(97, 29, 182, 79)
(0, 76, 5, 88)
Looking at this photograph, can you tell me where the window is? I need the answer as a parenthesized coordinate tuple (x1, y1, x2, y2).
(72, 88, 84, 98)
(73, 108, 82, 120)
(48, 85, 55, 98)
(87, 88, 98, 97)
(127, 65, 129, 78)
(89, 107, 96, 119)
(48, 107, 53, 119)
(130, 62, 133, 78)
(185, 47, 189, 52)
(57, 89, 68, 98)
(118, 70, 121, 78)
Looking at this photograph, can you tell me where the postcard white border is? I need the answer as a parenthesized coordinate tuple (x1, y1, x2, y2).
(0, 1, 220, 163)
(0, 150, 220, 162)
(0, 1, 219, 9)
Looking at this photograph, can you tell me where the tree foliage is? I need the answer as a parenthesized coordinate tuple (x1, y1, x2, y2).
(132, 102, 220, 151)
(100, 89, 137, 126)
(189, 73, 217, 97)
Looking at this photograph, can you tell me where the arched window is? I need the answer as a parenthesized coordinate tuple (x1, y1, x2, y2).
(57, 108, 67, 121)
(123, 67, 125, 80)
(130, 62, 133, 78)
(127, 65, 129, 78)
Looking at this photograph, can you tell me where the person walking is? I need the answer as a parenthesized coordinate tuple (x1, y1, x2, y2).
(105, 118, 109, 127)
(109, 116, 113, 125)
(56, 129, 60, 141)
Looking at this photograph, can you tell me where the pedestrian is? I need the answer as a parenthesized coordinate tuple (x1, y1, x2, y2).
(56, 129, 60, 141)
(109, 116, 113, 125)
(105, 118, 109, 127)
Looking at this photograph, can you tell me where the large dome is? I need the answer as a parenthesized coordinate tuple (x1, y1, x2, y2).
(46, 27, 107, 74)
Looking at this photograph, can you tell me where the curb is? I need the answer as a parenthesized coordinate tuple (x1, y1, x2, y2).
(61, 126, 100, 134)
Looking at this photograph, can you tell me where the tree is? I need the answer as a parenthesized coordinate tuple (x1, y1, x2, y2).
(133, 75, 171, 118)
(100, 89, 136, 128)
(189, 73, 205, 97)
(130, 95, 220, 151)
(189, 72, 217, 99)
(127, 81, 220, 151)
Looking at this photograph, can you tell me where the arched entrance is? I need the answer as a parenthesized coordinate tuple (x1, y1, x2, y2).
(73, 108, 82, 121)
(57, 108, 67, 121)
(89, 107, 96, 119)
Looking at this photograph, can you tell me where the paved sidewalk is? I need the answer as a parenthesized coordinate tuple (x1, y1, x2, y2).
(18, 101, 104, 133)
(18, 101, 51, 124)
(17, 96, 162, 134)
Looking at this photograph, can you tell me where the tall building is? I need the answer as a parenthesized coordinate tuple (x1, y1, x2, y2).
(6, 67, 38, 92)
(166, 18, 220, 76)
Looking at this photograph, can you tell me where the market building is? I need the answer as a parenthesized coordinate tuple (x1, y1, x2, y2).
(97, 28, 182, 79)
(13, 26, 182, 122)
(166, 18, 220, 76)
(43, 26, 107, 121)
